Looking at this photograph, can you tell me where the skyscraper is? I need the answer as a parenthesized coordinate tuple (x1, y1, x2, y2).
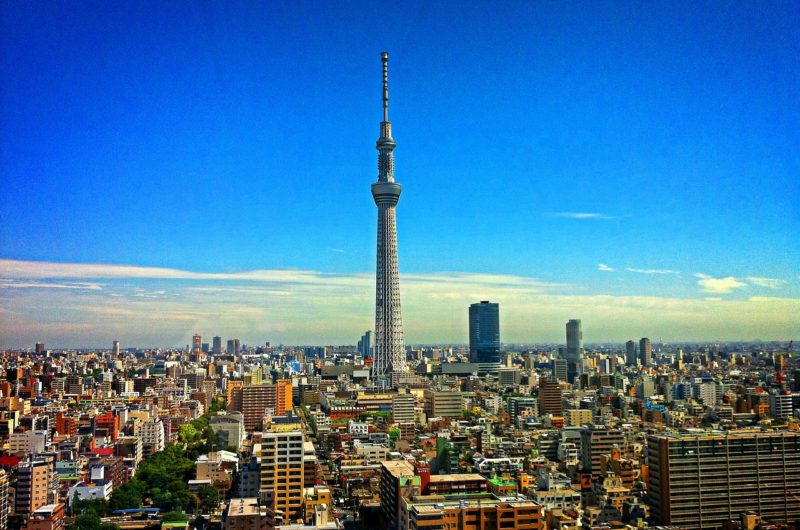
(371, 52, 406, 380)
(112, 340, 120, 356)
(564, 319, 583, 382)
(625, 340, 637, 366)
(357, 330, 373, 358)
(469, 301, 500, 371)
(639, 337, 652, 366)
(212, 336, 222, 356)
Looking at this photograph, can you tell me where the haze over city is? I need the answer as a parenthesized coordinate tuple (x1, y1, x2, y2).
(2, 1, 798, 347)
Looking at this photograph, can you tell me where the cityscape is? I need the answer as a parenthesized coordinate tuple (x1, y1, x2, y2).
(1, 3, 799, 530)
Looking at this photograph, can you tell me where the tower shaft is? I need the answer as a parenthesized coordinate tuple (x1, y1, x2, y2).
(371, 52, 406, 379)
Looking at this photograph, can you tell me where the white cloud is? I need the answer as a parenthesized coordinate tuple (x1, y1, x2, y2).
(327, 248, 345, 253)
(597, 264, 614, 272)
(550, 212, 616, 220)
(745, 277, 785, 289)
(625, 268, 680, 275)
(0, 279, 102, 290)
(694, 273, 747, 294)
(1, 259, 798, 347)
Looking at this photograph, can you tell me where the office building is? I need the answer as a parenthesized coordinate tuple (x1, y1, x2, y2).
(639, 338, 652, 366)
(112, 341, 120, 356)
(469, 301, 501, 371)
(193, 334, 202, 355)
(424, 389, 463, 418)
(539, 379, 563, 416)
(35, 342, 45, 354)
(371, 52, 407, 380)
(580, 426, 624, 478)
(769, 391, 794, 420)
(553, 358, 568, 382)
(647, 431, 800, 529)
(565, 319, 583, 382)
(507, 396, 539, 422)
(259, 431, 305, 522)
(392, 391, 416, 424)
(213, 336, 222, 356)
(357, 331, 373, 358)
(625, 340, 637, 366)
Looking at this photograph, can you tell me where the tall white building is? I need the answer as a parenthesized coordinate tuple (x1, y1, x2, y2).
(139, 418, 165, 457)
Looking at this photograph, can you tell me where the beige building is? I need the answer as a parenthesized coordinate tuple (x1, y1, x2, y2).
(401, 493, 543, 530)
(423, 390, 462, 418)
(223, 498, 273, 530)
(259, 431, 305, 523)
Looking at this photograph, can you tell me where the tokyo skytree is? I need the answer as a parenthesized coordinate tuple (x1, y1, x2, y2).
(371, 52, 407, 380)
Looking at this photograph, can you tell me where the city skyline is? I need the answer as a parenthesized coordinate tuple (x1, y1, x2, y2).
(1, 2, 799, 347)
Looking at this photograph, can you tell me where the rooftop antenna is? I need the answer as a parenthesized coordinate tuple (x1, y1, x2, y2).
(381, 51, 389, 122)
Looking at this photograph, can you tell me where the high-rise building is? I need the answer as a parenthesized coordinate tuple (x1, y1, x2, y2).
(112, 340, 120, 356)
(237, 382, 293, 431)
(213, 336, 222, 356)
(14, 459, 57, 517)
(371, 52, 407, 380)
(392, 391, 416, 424)
(553, 358, 568, 382)
(258, 431, 305, 522)
(193, 334, 202, 355)
(227, 339, 235, 354)
(139, 418, 165, 457)
(357, 331, 373, 358)
(565, 319, 583, 382)
(241, 385, 272, 431)
(469, 301, 500, 371)
(639, 338, 652, 366)
(35, 342, 45, 354)
(538, 379, 563, 416)
(647, 431, 800, 529)
(580, 426, 624, 478)
(0, 469, 9, 530)
(625, 340, 637, 366)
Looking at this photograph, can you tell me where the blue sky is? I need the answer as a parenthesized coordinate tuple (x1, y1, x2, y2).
(1, 1, 798, 347)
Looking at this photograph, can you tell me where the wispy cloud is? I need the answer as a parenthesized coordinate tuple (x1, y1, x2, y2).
(745, 277, 785, 289)
(694, 273, 747, 294)
(0, 279, 103, 290)
(549, 212, 616, 220)
(327, 248, 345, 253)
(597, 263, 614, 272)
(625, 267, 680, 275)
(1, 259, 797, 347)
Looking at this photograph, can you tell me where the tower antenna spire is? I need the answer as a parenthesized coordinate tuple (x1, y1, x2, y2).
(381, 51, 389, 122)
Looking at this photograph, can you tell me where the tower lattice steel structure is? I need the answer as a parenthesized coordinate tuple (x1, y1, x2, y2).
(371, 52, 407, 379)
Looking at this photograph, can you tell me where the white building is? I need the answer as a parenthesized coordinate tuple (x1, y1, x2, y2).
(138, 418, 165, 456)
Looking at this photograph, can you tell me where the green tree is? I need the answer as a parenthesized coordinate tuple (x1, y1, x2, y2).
(162, 511, 190, 522)
(71, 513, 120, 530)
(196, 484, 220, 512)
